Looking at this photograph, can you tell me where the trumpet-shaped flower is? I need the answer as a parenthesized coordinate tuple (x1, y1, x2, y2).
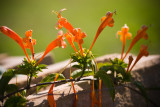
(116, 24, 132, 59)
(64, 32, 77, 52)
(89, 11, 114, 51)
(72, 28, 87, 55)
(91, 80, 99, 107)
(72, 28, 87, 45)
(55, 9, 87, 56)
(47, 74, 58, 107)
(129, 45, 149, 72)
(23, 30, 36, 60)
(0, 26, 30, 61)
(55, 8, 74, 34)
(123, 25, 148, 60)
(37, 30, 66, 64)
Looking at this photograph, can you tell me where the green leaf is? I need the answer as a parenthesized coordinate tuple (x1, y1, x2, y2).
(97, 63, 104, 70)
(38, 64, 47, 69)
(72, 65, 82, 69)
(133, 81, 148, 103)
(15, 59, 47, 78)
(95, 70, 115, 101)
(5, 84, 18, 94)
(0, 69, 15, 97)
(71, 70, 93, 79)
(37, 73, 65, 92)
(99, 65, 113, 72)
(20, 90, 26, 97)
(4, 96, 27, 107)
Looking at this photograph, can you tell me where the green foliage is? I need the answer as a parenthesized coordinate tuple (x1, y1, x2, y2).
(95, 70, 115, 101)
(99, 58, 131, 83)
(4, 96, 27, 107)
(71, 49, 96, 78)
(71, 70, 93, 79)
(133, 81, 149, 103)
(37, 73, 65, 92)
(16, 58, 47, 78)
(5, 84, 18, 94)
(72, 65, 82, 69)
(0, 58, 47, 104)
(0, 69, 15, 99)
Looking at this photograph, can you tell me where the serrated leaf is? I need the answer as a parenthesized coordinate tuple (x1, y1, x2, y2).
(0, 69, 15, 97)
(133, 81, 148, 103)
(37, 73, 65, 92)
(95, 70, 115, 101)
(4, 96, 27, 107)
(71, 69, 93, 79)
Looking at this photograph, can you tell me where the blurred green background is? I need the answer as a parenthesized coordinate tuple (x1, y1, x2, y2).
(0, 0, 160, 62)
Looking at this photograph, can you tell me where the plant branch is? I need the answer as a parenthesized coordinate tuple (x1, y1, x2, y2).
(0, 78, 98, 101)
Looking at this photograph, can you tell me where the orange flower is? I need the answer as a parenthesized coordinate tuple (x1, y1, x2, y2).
(129, 45, 149, 72)
(47, 74, 58, 107)
(64, 32, 77, 52)
(23, 30, 36, 60)
(37, 30, 66, 64)
(72, 28, 87, 55)
(91, 80, 99, 107)
(55, 8, 74, 34)
(99, 80, 102, 107)
(123, 25, 148, 60)
(70, 77, 77, 107)
(0, 26, 30, 61)
(55, 9, 87, 56)
(72, 28, 87, 44)
(116, 24, 132, 59)
(126, 55, 133, 73)
(89, 11, 114, 51)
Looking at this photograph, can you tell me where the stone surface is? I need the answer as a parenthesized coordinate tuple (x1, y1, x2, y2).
(0, 52, 54, 69)
(1, 53, 160, 106)
(25, 54, 160, 107)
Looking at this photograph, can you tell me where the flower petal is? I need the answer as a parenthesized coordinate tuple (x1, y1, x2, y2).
(129, 45, 149, 71)
(123, 25, 148, 60)
(37, 37, 61, 64)
(64, 32, 77, 52)
(38, 33, 66, 64)
(116, 24, 132, 59)
(47, 74, 58, 107)
(25, 30, 32, 37)
(126, 55, 133, 73)
(23, 30, 36, 60)
(55, 10, 74, 34)
(70, 77, 77, 107)
(0, 26, 30, 61)
(89, 11, 114, 51)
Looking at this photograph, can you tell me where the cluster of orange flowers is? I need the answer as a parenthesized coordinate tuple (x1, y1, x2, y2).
(0, 9, 115, 64)
(0, 9, 149, 107)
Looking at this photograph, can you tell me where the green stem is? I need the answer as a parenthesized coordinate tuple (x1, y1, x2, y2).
(78, 61, 87, 80)
(28, 73, 33, 88)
